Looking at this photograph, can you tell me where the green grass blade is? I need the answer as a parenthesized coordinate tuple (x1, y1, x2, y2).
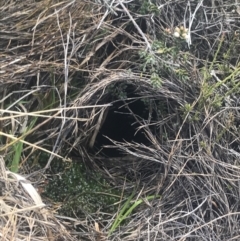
(11, 140, 23, 173)
(109, 190, 135, 235)
(9, 115, 38, 173)
(109, 193, 160, 236)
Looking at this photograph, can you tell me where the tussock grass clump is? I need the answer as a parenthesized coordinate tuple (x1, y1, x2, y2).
(0, 0, 240, 240)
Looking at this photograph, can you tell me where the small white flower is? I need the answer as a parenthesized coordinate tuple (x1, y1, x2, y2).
(173, 31, 180, 37)
(183, 33, 189, 42)
(174, 27, 180, 33)
(182, 33, 187, 39)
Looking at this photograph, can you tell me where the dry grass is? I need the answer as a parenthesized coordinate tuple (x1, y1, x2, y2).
(1, 0, 240, 240)
(0, 156, 77, 241)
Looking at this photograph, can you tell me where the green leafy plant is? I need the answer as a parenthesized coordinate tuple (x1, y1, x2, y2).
(150, 72, 162, 88)
(139, 38, 191, 89)
(140, 1, 160, 15)
(174, 68, 189, 82)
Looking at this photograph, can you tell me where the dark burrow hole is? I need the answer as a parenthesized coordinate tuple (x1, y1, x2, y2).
(94, 85, 151, 157)
(91, 82, 184, 158)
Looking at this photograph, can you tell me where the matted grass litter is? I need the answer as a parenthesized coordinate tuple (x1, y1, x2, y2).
(0, 156, 77, 241)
